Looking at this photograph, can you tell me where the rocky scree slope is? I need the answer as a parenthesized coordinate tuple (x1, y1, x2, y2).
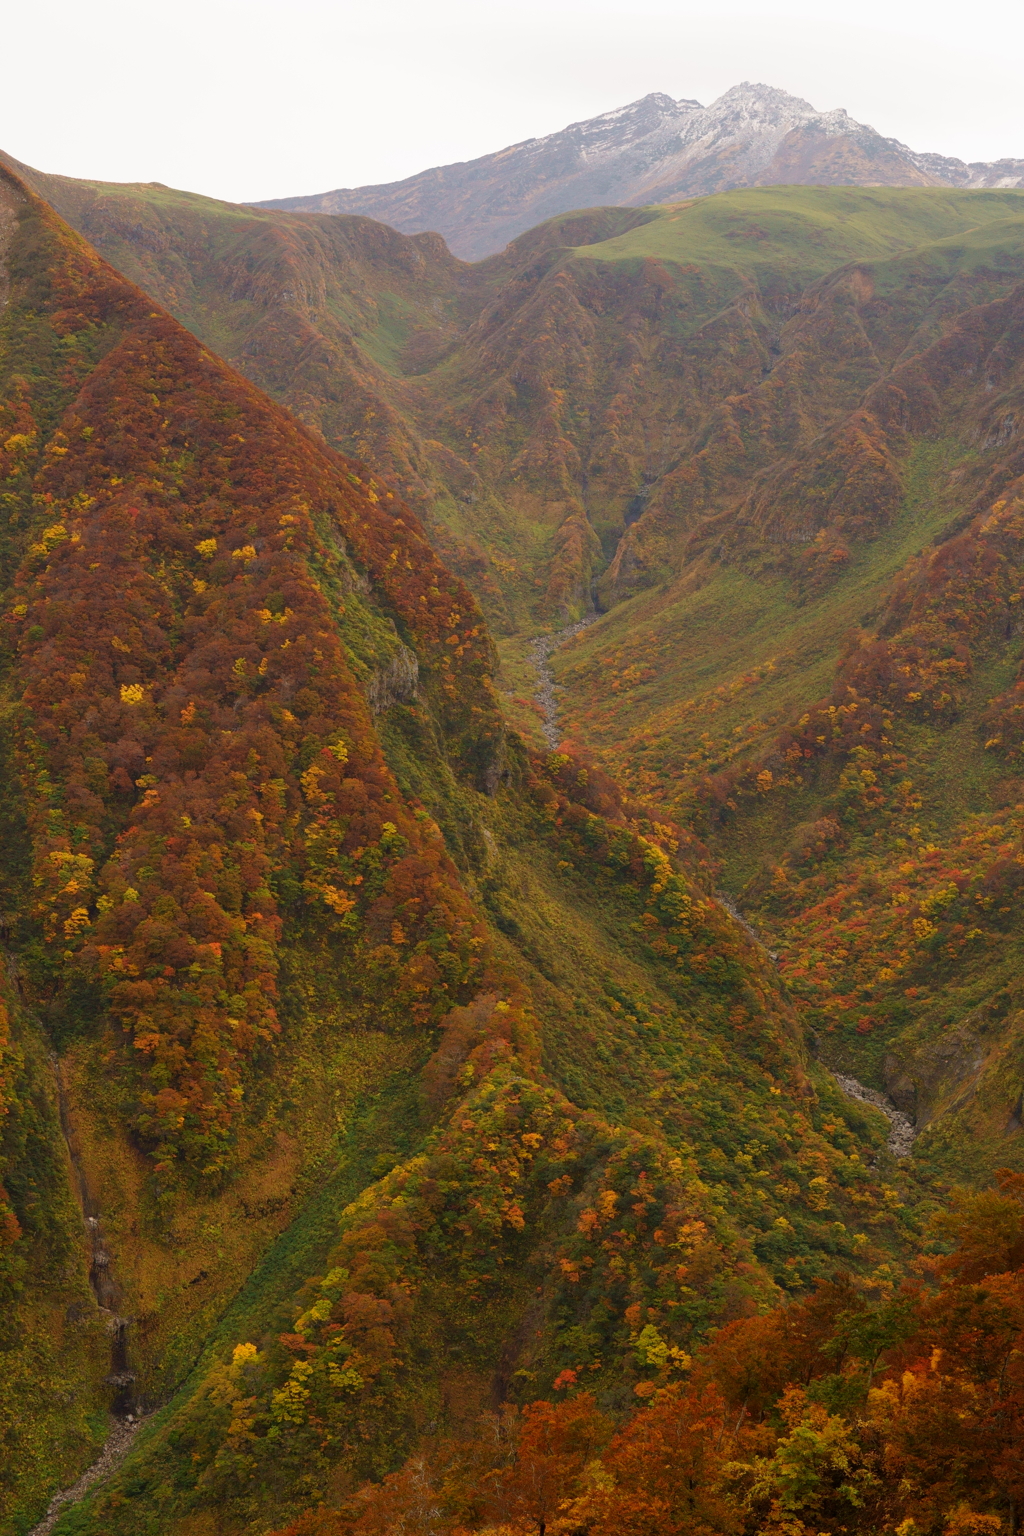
(258, 82, 1024, 259)
(0, 167, 914, 1534)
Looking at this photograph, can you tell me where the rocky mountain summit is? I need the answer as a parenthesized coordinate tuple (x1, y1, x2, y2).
(259, 81, 1024, 259)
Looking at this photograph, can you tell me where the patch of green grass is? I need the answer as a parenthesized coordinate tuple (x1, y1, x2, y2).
(575, 186, 1024, 304)
(350, 290, 421, 374)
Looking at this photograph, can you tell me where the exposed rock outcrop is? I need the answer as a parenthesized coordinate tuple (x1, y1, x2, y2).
(367, 643, 419, 712)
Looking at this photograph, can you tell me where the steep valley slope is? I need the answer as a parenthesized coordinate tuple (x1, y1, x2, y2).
(6, 159, 1024, 1167)
(551, 200, 1024, 1186)
(0, 164, 927, 1534)
(7, 150, 1024, 644)
(3, 158, 1024, 1535)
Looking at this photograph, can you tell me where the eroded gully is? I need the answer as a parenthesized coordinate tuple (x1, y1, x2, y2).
(28, 1060, 144, 1535)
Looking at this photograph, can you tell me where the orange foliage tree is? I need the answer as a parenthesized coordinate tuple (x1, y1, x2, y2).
(0, 165, 502, 1180)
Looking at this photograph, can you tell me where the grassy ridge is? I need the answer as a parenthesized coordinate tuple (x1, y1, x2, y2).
(577, 186, 1024, 279)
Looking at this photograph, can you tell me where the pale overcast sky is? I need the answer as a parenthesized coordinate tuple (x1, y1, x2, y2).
(4, 0, 1023, 203)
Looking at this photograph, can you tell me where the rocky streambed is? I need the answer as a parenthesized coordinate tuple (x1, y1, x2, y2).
(831, 1071, 917, 1158)
(28, 1417, 145, 1536)
(529, 614, 598, 748)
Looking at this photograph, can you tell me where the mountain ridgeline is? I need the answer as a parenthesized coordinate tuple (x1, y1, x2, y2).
(257, 82, 1024, 259)
(1, 133, 1024, 1536)
(9, 151, 1024, 644)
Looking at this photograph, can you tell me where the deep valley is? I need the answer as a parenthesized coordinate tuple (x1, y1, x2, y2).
(1, 135, 1024, 1536)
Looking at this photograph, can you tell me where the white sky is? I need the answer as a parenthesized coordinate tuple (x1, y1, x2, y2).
(4, 0, 1024, 204)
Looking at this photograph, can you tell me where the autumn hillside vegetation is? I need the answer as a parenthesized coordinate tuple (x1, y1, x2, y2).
(552, 198, 1024, 1194)
(4, 153, 1024, 1536)
(9, 159, 1024, 636)
(275, 1172, 1024, 1536)
(0, 162, 952, 1536)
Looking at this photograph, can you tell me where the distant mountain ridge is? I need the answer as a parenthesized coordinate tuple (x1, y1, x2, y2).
(258, 81, 1024, 259)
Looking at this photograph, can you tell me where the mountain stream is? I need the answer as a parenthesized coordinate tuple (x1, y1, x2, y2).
(30, 593, 914, 1530)
(28, 1063, 145, 1534)
(524, 633, 918, 1161)
(529, 614, 599, 748)
(711, 905, 916, 1154)
(52, 1056, 138, 1418)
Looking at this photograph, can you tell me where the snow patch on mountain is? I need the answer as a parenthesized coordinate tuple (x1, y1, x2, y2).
(257, 81, 1024, 259)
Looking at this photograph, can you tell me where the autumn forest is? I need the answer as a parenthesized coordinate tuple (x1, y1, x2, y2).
(2, 124, 1024, 1536)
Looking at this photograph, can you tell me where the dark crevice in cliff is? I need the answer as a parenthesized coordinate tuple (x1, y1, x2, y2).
(50, 1055, 138, 1421)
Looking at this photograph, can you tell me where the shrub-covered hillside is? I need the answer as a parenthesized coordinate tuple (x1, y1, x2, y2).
(8, 156, 1024, 637)
(0, 166, 927, 1535)
(553, 225, 1024, 1191)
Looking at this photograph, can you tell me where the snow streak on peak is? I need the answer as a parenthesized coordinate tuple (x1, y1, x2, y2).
(257, 82, 1024, 260)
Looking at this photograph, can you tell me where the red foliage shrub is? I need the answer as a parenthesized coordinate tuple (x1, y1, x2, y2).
(1, 166, 501, 1178)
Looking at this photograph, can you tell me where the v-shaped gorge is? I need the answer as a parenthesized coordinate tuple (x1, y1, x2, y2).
(0, 163, 926, 1533)
(547, 191, 1024, 1194)
(3, 161, 1024, 1535)
(21, 164, 1024, 1178)
(7, 156, 1024, 631)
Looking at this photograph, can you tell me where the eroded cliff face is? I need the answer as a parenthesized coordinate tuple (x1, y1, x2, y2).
(882, 987, 1024, 1147)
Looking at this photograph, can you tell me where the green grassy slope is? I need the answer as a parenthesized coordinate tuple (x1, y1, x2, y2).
(578, 186, 1024, 279)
